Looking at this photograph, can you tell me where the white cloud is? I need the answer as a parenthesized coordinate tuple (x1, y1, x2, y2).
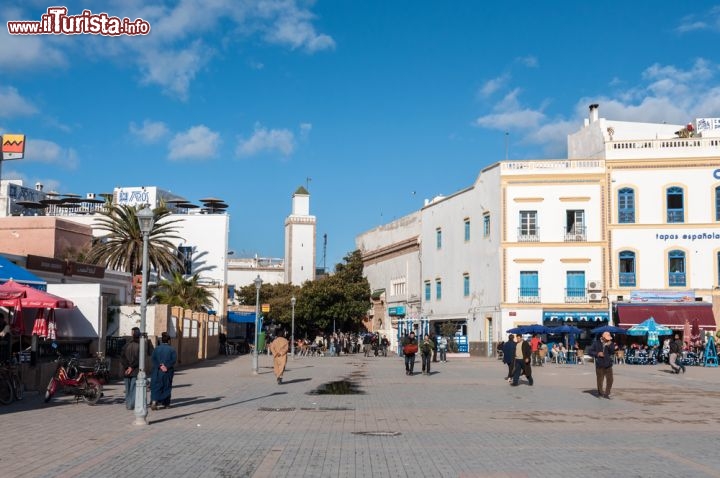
(136, 41, 212, 100)
(129, 119, 170, 143)
(299, 122, 312, 139)
(477, 74, 510, 99)
(676, 7, 720, 33)
(24, 139, 79, 169)
(0, 86, 37, 117)
(236, 124, 295, 157)
(260, 4, 336, 53)
(168, 125, 220, 160)
(0, 7, 66, 71)
(474, 58, 720, 158)
(516, 56, 538, 68)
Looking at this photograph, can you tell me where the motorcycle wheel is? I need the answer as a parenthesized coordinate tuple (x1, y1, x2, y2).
(0, 379, 13, 405)
(82, 378, 102, 405)
(44, 378, 57, 403)
(11, 374, 23, 401)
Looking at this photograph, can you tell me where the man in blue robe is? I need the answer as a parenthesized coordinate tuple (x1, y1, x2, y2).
(150, 332, 177, 410)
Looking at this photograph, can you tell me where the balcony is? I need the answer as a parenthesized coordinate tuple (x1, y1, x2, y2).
(669, 272, 686, 287)
(619, 272, 636, 287)
(564, 225, 586, 242)
(565, 287, 587, 303)
(667, 210, 684, 223)
(517, 227, 539, 242)
(518, 287, 540, 303)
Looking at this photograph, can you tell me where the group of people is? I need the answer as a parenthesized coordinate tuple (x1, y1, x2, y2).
(399, 331, 449, 375)
(120, 327, 177, 412)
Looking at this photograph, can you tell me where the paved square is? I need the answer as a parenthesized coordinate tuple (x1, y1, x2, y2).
(1, 354, 719, 477)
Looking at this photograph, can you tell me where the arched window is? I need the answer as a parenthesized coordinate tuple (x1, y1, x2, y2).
(668, 250, 686, 286)
(619, 251, 636, 287)
(666, 187, 684, 223)
(618, 188, 635, 223)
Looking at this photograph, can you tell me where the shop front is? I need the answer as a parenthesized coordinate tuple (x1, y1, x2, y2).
(543, 310, 610, 347)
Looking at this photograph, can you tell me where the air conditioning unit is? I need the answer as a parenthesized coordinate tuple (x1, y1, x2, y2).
(587, 280, 603, 291)
(588, 292, 602, 302)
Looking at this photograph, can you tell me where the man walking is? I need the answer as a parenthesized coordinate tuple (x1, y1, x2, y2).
(530, 333, 542, 366)
(668, 333, 686, 374)
(269, 330, 290, 384)
(511, 334, 533, 386)
(402, 331, 418, 375)
(588, 331, 617, 399)
(502, 334, 516, 382)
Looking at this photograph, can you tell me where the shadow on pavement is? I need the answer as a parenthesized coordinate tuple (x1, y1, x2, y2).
(279, 377, 312, 385)
(149, 391, 287, 424)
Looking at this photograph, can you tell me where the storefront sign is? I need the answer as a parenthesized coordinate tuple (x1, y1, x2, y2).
(543, 311, 608, 322)
(388, 306, 406, 316)
(629, 290, 694, 303)
(27, 254, 105, 278)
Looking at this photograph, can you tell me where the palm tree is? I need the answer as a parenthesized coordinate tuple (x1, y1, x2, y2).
(86, 204, 184, 276)
(153, 272, 214, 311)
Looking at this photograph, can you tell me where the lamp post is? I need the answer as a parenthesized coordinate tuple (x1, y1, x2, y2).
(290, 296, 296, 360)
(134, 206, 155, 426)
(252, 275, 262, 374)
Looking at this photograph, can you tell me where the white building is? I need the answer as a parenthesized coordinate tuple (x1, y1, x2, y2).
(284, 186, 316, 285)
(357, 104, 720, 356)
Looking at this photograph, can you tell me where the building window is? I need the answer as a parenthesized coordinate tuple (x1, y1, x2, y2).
(178, 246, 193, 274)
(715, 186, 720, 221)
(618, 187, 635, 223)
(435, 279, 442, 300)
(619, 251, 636, 287)
(519, 271, 539, 303)
(391, 279, 407, 297)
(666, 187, 684, 223)
(565, 271, 586, 302)
(424, 281, 431, 301)
(669, 250, 686, 286)
(463, 273, 470, 297)
(464, 218, 471, 242)
(565, 210, 586, 241)
(436, 228, 442, 249)
(483, 213, 490, 237)
(518, 211, 538, 241)
(717, 252, 720, 286)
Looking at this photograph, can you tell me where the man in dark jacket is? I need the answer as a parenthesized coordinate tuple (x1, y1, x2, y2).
(120, 327, 153, 410)
(401, 331, 418, 375)
(511, 334, 533, 386)
(502, 334, 516, 382)
(668, 333, 685, 374)
(588, 331, 617, 399)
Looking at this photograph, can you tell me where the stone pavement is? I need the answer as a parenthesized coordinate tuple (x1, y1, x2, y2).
(1, 352, 720, 478)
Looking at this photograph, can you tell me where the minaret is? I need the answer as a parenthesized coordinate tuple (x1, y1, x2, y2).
(284, 186, 316, 285)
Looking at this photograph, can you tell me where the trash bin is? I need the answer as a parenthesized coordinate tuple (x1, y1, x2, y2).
(258, 332, 266, 353)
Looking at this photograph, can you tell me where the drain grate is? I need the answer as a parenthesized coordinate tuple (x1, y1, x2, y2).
(258, 407, 296, 412)
(352, 431, 401, 437)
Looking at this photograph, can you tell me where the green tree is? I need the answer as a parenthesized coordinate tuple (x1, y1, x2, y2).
(153, 271, 214, 311)
(86, 204, 184, 276)
(295, 250, 370, 334)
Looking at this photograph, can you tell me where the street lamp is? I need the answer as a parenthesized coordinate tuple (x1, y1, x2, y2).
(134, 206, 154, 426)
(252, 275, 262, 374)
(290, 296, 296, 360)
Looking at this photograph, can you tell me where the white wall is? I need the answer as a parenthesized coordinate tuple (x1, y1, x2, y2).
(47, 283, 102, 338)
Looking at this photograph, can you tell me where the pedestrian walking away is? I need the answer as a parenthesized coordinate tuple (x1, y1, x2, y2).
(502, 334, 516, 382)
(438, 335, 448, 362)
(401, 331, 418, 375)
(269, 329, 290, 384)
(150, 332, 177, 410)
(420, 334, 436, 375)
(588, 331, 617, 399)
(120, 327, 153, 411)
(668, 333, 686, 374)
(511, 334, 533, 386)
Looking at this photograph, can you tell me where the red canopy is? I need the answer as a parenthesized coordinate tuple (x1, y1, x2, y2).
(0, 279, 74, 309)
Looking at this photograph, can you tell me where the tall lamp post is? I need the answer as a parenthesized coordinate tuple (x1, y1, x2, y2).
(290, 296, 296, 360)
(134, 206, 155, 426)
(252, 275, 262, 374)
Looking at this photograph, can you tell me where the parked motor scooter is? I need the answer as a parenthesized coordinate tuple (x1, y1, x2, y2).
(44, 343, 102, 405)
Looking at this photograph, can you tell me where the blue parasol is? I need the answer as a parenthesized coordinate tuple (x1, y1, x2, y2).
(627, 317, 672, 346)
(590, 325, 628, 335)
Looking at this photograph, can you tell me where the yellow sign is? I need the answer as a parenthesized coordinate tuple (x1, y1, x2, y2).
(261, 304, 270, 313)
(2, 134, 26, 160)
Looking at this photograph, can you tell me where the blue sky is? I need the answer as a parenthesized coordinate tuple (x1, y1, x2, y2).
(2, 1, 720, 269)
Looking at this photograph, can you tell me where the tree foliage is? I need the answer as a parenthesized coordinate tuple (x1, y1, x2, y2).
(153, 271, 214, 312)
(235, 250, 370, 337)
(86, 204, 184, 276)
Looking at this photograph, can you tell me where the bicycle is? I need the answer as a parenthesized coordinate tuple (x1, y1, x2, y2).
(0, 359, 23, 405)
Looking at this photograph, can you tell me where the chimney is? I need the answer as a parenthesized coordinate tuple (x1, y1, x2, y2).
(35, 182, 43, 191)
(589, 104, 599, 123)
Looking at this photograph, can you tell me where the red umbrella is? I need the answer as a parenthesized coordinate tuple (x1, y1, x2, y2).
(31, 309, 48, 338)
(0, 279, 74, 309)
